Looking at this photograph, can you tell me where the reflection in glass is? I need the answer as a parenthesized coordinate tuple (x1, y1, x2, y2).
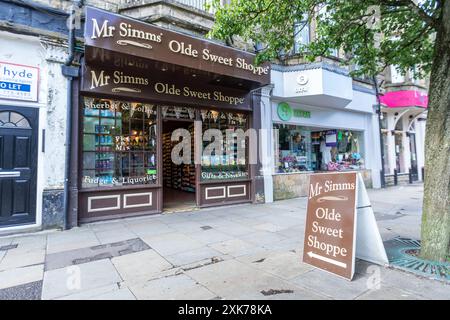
(82, 98, 157, 188)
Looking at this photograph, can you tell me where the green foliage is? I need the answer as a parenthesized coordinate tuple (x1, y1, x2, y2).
(209, 0, 440, 78)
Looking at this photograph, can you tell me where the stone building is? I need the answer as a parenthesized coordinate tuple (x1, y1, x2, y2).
(0, 0, 423, 233)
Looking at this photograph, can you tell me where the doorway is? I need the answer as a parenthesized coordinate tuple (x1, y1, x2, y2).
(0, 106, 38, 227)
(162, 119, 196, 211)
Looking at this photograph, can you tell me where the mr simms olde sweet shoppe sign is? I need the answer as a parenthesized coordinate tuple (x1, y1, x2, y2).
(302, 172, 389, 280)
(303, 172, 357, 279)
(81, 64, 251, 109)
(84, 7, 270, 85)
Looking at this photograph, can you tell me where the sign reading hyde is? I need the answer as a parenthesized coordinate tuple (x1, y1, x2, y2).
(0, 61, 39, 102)
(90, 18, 269, 77)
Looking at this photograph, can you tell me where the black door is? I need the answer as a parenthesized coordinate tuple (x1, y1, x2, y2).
(0, 107, 38, 227)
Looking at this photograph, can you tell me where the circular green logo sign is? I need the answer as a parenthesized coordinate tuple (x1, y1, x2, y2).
(277, 102, 293, 121)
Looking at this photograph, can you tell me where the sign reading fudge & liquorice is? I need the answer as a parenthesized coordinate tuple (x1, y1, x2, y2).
(302, 172, 357, 280)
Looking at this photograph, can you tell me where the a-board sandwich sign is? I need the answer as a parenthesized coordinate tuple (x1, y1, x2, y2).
(302, 172, 358, 280)
(302, 171, 389, 280)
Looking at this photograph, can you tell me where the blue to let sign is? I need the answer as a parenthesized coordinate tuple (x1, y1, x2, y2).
(0, 81, 31, 92)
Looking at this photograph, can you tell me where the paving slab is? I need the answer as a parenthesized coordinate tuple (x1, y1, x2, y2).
(253, 223, 285, 233)
(379, 268, 450, 300)
(165, 247, 223, 267)
(0, 280, 42, 300)
(56, 284, 120, 300)
(236, 250, 314, 280)
(129, 274, 216, 300)
(214, 222, 257, 237)
(0, 249, 46, 271)
(239, 231, 288, 246)
(0, 238, 13, 248)
(88, 221, 129, 233)
(262, 238, 302, 252)
(141, 232, 205, 256)
(208, 238, 257, 257)
(356, 285, 425, 300)
(111, 249, 173, 285)
(0, 264, 44, 290)
(187, 229, 234, 245)
(126, 221, 175, 237)
(46, 229, 100, 254)
(41, 259, 122, 300)
(257, 214, 302, 229)
(45, 238, 150, 271)
(155, 213, 191, 224)
(169, 221, 206, 234)
(91, 287, 136, 300)
(291, 268, 375, 300)
(185, 259, 325, 300)
(93, 227, 137, 245)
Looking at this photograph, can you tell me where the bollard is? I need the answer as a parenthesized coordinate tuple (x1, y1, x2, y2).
(394, 169, 398, 186)
(409, 169, 413, 184)
(421, 167, 425, 182)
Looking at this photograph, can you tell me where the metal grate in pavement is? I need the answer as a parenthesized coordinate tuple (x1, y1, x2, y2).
(384, 237, 449, 282)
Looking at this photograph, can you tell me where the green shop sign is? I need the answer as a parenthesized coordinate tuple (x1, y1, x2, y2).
(277, 102, 311, 121)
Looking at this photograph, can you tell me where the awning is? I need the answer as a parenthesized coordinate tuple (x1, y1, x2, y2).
(380, 90, 428, 109)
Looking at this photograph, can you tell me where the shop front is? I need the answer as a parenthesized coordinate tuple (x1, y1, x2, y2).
(74, 7, 270, 223)
(265, 63, 382, 201)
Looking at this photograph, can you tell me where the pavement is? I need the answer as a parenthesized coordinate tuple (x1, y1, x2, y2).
(0, 183, 448, 300)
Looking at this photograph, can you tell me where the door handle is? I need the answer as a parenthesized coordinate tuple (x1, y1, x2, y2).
(0, 171, 21, 178)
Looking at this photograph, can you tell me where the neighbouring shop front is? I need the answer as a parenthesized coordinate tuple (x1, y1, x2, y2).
(263, 63, 382, 202)
(74, 7, 270, 223)
(271, 101, 375, 200)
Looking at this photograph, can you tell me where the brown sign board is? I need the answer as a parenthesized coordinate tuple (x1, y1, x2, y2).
(80, 63, 252, 110)
(302, 172, 358, 280)
(84, 7, 270, 85)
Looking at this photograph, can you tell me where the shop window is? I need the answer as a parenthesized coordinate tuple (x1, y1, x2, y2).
(82, 97, 157, 188)
(273, 124, 365, 173)
(274, 124, 312, 173)
(200, 110, 249, 181)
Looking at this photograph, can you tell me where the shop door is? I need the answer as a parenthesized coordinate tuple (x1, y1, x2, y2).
(0, 107, 38, 227)
(409, 132, 419, 181)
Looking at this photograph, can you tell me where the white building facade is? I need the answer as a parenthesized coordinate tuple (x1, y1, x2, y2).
(0, 28, 69, 233)
(262, 62, 383, 202)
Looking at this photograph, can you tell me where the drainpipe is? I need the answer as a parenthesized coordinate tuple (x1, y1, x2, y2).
(61, 0, 83, 229)
(373, 75, 386, 188)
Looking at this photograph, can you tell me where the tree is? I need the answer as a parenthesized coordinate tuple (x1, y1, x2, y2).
(210, 0, 450, 262)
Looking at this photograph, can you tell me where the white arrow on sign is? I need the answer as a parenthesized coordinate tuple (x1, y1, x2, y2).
(307, 252, 347, 268)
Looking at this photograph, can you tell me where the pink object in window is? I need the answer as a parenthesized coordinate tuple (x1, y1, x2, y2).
(380, 90, 428, 108)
